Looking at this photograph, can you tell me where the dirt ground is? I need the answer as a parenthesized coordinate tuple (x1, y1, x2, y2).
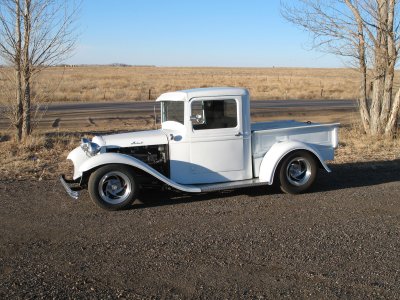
(1, 161, 399, 299)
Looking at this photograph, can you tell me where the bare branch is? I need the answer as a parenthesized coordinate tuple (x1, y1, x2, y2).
(282, 0, 400, 137)
(0, 0, 80, 138)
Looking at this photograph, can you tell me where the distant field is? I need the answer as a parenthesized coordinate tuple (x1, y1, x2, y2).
(0, 66, 366, 104)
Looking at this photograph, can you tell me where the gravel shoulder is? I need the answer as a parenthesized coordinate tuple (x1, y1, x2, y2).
(1, 161, 399, 299)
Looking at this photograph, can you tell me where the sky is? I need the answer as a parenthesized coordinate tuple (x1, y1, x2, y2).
(68, 0, 344, 68)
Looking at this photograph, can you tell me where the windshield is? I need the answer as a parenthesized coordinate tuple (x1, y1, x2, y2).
(161, 101, 184, 124)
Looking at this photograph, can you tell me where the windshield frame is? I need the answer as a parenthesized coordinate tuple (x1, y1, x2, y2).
(161, 101, 185, 125)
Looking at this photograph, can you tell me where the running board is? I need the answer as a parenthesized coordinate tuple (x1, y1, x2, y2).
(194, 178, 269, 192)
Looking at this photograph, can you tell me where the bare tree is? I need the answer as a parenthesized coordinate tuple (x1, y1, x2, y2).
(0, 0, 23, 140)
(0, 0, 79, 140)
(282, 0, 400, 137)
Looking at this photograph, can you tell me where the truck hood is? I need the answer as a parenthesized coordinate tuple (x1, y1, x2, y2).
(92, 129, 168, 148)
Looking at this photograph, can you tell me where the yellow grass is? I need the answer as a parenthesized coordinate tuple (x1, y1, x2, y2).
(0, 122, 153, 180)
(1, 124, 399, 181)
(1, 66, 399, 180)
(0, 66, 364, 104)
(335, 125, 400, 164)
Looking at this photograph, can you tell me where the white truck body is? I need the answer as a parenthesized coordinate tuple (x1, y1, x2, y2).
(61, 87, 339, 210)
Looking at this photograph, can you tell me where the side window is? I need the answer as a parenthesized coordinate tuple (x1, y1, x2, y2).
(191, 99, 237, 130)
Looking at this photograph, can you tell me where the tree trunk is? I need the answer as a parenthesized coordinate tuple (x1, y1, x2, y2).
(358, 65, 370, 134)
(22, 80, 31, 136)
(370, 77, 384, 135)
(22, 0, 31, 138)
(367, 0, 387, 136)
(15, 0, 23, 141)
(380, 66, 394, 131)
(356, 20, 370, 133)
(385, 87, 400, 137)
(380, 0, 396, 134)
(15, 71, 23, 140)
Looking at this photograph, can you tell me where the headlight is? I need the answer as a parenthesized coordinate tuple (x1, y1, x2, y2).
(80, 138, 101, 156)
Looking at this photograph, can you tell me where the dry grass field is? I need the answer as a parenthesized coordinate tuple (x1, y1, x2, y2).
(1, 66, 400, 180)
(1, 122, 400, 181)
(0, 66, 363, 104)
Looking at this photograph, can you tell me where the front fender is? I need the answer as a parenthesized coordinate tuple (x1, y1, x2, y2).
(258, 141, 331, 184)
(78, 153, 201, 193)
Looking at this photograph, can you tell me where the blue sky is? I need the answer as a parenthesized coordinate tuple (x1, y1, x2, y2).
(69, 0, 344, 67)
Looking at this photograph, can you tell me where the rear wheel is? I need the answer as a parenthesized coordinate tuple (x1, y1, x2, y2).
(88, 164, 138, 210)
(278, 151, 317, 194)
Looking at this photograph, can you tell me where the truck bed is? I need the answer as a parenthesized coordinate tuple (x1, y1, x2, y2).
(251, 120, 339, 178)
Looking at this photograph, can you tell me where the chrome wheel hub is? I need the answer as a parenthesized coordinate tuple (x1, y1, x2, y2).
(98, 171, 132, 204)
(286, 157, 312, 186)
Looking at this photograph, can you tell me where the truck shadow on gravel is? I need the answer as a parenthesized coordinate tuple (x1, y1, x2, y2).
(314, 159, 400, 193)
(132, 159, 400, 209)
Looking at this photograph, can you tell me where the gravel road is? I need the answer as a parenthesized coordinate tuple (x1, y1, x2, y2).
(1, 161, 399, 299)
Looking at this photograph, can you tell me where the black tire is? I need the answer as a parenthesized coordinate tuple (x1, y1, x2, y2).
(88, 164, 138, 210)
(278, 151, 317, 194)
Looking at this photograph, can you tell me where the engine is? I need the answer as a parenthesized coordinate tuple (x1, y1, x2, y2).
(106, 144, 169, 177)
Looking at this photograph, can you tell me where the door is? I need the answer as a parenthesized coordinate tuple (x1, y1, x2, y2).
(188, 97, 248, 184)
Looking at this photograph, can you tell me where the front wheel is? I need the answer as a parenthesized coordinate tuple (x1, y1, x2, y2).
(88, 164, 138, 210)
(278, 151, 317, 194)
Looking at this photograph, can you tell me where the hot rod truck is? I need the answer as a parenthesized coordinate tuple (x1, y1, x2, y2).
(61, 87, 339, 210)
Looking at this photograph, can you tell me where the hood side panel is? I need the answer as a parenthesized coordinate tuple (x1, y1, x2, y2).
(100, 129, 168, 148)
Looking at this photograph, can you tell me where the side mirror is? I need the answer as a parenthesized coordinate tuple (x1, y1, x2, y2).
(190, 114, 204, 124)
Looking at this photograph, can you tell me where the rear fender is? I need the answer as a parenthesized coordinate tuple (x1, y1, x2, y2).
(258, 141, 331, 184)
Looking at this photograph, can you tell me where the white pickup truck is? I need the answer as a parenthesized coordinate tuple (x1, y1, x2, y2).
(61, 87, 339, 210)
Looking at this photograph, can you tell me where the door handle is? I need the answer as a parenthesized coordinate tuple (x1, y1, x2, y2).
(235, 132, 242, 137)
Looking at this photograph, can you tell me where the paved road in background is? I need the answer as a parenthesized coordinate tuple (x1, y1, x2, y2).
(43, 99, 357, 111)
(0, 99, 358, 130)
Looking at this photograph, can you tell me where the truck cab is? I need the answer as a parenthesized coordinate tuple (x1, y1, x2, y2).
(158, 88, 252, 184)
(61, 87, 339, 210)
